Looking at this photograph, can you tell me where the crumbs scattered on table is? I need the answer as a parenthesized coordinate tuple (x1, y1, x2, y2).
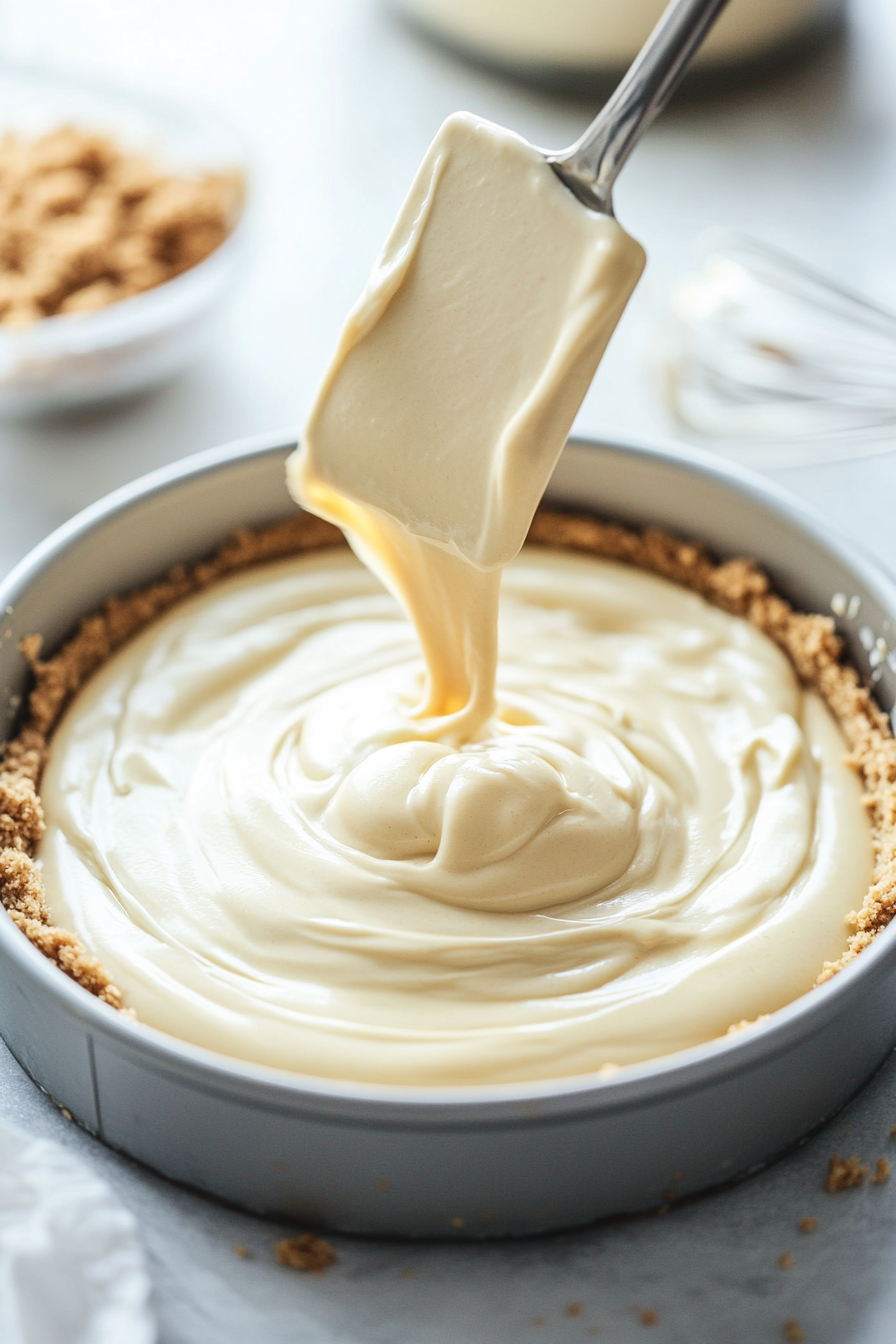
(782, 1319, 804, 1342)
(871, 1157, 891, 1184)
(275, 1233, 337, 1273)
(778, 1252, 794, 1270)
(799, 1217, 817, 1233)
(564, 1302, 583, 1318)
(640, 1309, 659, 1326)
(826, 1155, 869, 1191)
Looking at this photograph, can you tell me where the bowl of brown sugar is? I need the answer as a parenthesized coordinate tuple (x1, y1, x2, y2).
(0, 64, 247, 416)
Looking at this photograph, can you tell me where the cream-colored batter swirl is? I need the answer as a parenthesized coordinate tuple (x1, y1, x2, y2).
(39, 544, 869, 1084)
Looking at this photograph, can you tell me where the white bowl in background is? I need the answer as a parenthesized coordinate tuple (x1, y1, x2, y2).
(0, 64, 249, 417)
(393, 0, 844, 93)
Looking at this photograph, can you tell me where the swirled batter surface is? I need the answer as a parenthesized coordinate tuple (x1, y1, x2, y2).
(39, 544, 869, 1084)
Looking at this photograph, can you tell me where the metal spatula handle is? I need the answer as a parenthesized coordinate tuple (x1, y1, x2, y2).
(548, 0, 731, 214)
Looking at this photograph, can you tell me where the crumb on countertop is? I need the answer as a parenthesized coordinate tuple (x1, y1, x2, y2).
(783, 1320, 805, 1343)
(826, 1155, 869, 1192)
(275, 1233, 337, 1273)
(778, 1252, 794, 1270)
(799, 1217, 817, 1233)
(871, 1157, 891, 1184)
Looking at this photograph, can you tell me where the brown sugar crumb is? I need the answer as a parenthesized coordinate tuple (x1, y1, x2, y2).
(778, 1252, 794, 1270)
(799, 1217, 818, 1233)
(234, 1244, 250, 1260)
(639, 1309, 659, 1326)
(564, 1302, 584, 1318)
(275, 1233, 337, 1273)
(871, 1157, 891, 1184)
(826, 1155, 869, 1192)
(783, 1320, 805, 1343)
(4, 504, 895, 1012)
(0, 125, 243, 329)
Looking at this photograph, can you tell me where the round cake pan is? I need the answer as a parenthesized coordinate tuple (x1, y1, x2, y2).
(2, 430, 896, 1239)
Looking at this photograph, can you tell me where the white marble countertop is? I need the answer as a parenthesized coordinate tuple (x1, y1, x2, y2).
(2, 2, 896, 1339)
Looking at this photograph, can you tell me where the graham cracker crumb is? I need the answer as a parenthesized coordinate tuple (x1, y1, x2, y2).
(826, 1155, 869, 1192)
(640, 1309, 659, 1327)
(726, 1014, 771, 1035)
(234, 1244, 250, 1260)
(799, 1217, 817, 1233)
(783, 1320, 804, 1343)
(3, 505, 891, 1015)
(565, 1303, 584, 1318)
(871, 1157, 891, 1184)
(275, 1233, 337, 1273)
(778, 1252, 794, 1270)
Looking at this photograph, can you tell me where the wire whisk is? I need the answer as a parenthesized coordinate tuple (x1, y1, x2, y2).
(666, 231, 896, 465)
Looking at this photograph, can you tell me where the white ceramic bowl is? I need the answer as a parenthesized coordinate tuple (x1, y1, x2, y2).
(1, 431, 895, 1237)
(393, 0, 844, 93)
(0, 64, 248, 416)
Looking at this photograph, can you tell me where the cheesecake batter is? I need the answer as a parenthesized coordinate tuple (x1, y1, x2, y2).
(38, 543, 869, 1083)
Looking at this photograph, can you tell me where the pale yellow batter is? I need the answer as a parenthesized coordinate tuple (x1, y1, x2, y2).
(38, 545, 869, 1083)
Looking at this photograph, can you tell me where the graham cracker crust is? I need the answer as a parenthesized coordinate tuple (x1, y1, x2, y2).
(1, 506, 893, 1013)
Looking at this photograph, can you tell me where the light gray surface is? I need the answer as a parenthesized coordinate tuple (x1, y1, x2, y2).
(2, 0, 896, 1338)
